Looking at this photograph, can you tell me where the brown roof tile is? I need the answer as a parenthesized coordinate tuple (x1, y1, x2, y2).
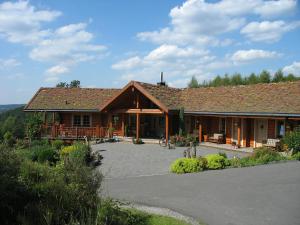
(24, 88, 121, 111)
(180, 81, 300, 114)
(25, 81, 300, 115)
(136, 82, 182, 110)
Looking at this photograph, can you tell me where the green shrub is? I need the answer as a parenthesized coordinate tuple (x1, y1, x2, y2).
(52, 139, 64, 150)
(3, 131, 15, 147)
(0, 146, 30, 225)
(239, 157, 260, 167)
(30, 139, 49, 147)
(28, 145, 59, 164)
(252, 147, 282, 164)
(228, 157, 241, 168)
(283, 129, 300, 154)
(19, 157, 102, 225)
(205, 154, 226, 169)
(291, 152, 300, 160)
(170, 157, 206, 174)
(97, 199, 148, 225)
(132, 138, 144, 144)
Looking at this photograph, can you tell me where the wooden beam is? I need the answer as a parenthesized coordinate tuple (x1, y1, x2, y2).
(237, 119, 241, 147)
(136, 113, 140, 140)
(112, 108, 163, 114)
(199, 123, 202, 143)
(165, 113, 169, 144)
(121, 114, 125, 137)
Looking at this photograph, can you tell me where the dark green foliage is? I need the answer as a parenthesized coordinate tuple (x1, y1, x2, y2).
(272, 69, 285, 82)
(0, 107, 25, 140)
(291, 152, 300, 160)
(3, 131, 15, 147)
(56, 80, 81, 88)
(187, 75, 199, 88)
(170, 157, 207, 174)
(0, 146, 30, 225)
(28, 145, 59, 164)
(97, 199, 148, 225)
(51, 139, 65, 150)
(26, 113, 43, 142)
(283, 129, 300, 154)
(259, 70, 271, 83)
(187, 70, 299, 88)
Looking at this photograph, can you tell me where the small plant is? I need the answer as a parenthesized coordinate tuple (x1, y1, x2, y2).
(132, 138, 144, 144)
(205, 154, 226, 169)
(283, 129, 300, 154)
(170, 157, 207, 174)
(29, 145, 59, 164)
(51, 139, 64, 150)
(291, 152, 300, 160)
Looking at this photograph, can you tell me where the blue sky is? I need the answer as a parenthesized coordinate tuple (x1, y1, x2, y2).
(0, 0, 300, 104)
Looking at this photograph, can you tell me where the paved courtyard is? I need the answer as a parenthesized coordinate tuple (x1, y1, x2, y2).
(93, 142, 300, 225)
(92, 142, 248, 178)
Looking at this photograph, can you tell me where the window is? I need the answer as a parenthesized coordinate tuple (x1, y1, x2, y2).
(73, 115, 81, 127)
(276, 121, 285, 138)
(219, 118, 226, 133)
(73, 114, 91, 127)
(82, 115, 91, 127)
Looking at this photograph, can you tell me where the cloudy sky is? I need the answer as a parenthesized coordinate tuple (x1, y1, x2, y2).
(0, 0, 299, 104)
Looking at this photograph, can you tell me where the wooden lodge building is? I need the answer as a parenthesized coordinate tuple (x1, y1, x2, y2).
(24, 80, 300, 148)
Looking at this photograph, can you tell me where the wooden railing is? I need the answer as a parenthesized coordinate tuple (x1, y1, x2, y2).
(42, 124, 108, 139)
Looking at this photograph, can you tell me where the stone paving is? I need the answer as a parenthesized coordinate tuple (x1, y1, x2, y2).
(93, 142, 249, 178)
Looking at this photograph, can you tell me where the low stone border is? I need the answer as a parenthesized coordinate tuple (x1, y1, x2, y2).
(122, 202, 201, 225)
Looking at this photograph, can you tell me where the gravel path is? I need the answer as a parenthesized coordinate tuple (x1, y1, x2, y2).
(92, 142, 249, 178)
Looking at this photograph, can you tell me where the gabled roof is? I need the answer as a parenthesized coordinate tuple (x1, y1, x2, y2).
(24, 87, 121, 111)
(24, 80, 300, 116)
(180, 81, 300, 115)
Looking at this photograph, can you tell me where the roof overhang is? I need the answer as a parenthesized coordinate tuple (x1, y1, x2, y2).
(184, 111, 300, 118)
(23, 109, 100, 112)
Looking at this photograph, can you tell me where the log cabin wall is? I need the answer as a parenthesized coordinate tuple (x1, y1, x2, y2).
(226, 117, 232, 144)
(267, 119, 276, 139)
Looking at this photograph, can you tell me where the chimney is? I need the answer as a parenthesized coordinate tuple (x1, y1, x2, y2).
(157, 72, 166, 86)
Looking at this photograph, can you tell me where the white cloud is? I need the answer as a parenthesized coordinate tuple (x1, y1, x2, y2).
(231, 49, 280, 63)
(254, 0, 297, 18)
(112, 56, 142, 70)
(241, 20, 300, 43)
(46, 65, 69, 75)
(0, 1, 61, 45)
(137, 0, 298, 46)
(282, 61, 300, 75)
(44, 76, 60, 83)
(0, 58, 20, 69)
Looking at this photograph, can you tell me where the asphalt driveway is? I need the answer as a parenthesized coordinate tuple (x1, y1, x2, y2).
(93, 142, 248, 178)
(103, 161, 300, 225)
(93, 143, 300, 225)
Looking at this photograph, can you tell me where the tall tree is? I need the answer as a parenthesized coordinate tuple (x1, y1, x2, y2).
(272, 69, 284, 83)
(247, 73, 258, 85)
(56, 82, 68, 87)
(231, 73, 243, 85)
(69, 80, 80, 88)
(259, 70, 271, 83)
(188, 76, 199, 88)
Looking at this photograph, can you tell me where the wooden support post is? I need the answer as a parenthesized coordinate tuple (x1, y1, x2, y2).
(96, 125, 100, 138)
(136, 113, 140, 140)
(121, 114, 125, 137)
(237, 119, 241, 147)
(199, 122, 202, 143)
(165, 113, 169, 144)
(52, 112, 55, 124)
